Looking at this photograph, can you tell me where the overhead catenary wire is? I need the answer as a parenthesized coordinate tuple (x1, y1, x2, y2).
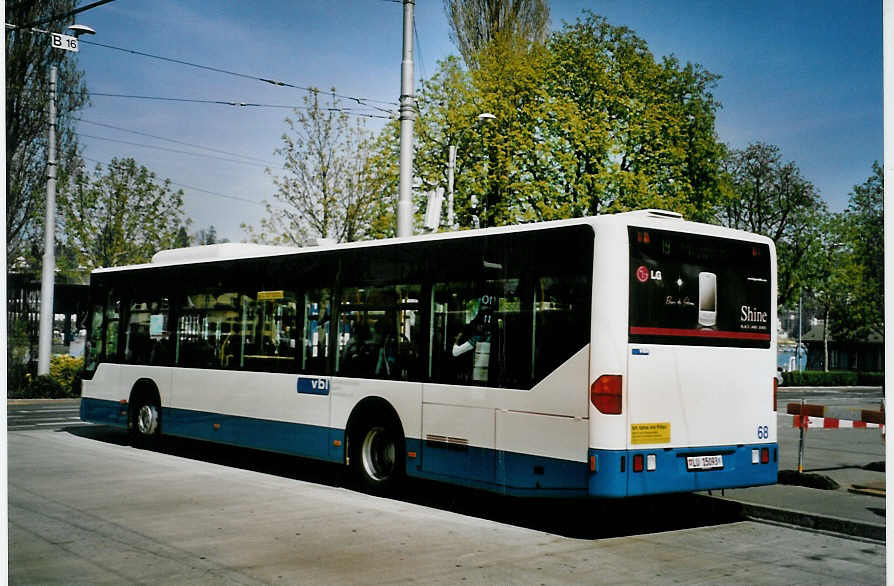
(74, 116, 281, 167)
(78, 37, 399, 113)
(6, 22, 399, 113)
(77, 132, 282, 170)
(87, 92, 396, 119)
(81, 156, 266, 207)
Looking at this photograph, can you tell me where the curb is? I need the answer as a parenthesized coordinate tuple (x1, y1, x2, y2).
(703, 495, 885, 541)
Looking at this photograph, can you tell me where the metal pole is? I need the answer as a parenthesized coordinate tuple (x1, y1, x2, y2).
(396, 0, 415, 238)
(37, 66, 57, 375)
(798, 291, 802, 372)
(447, 145, 456, 229)
(797, 398, 806, 473)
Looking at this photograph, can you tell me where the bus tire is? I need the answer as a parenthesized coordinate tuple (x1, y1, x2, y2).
(350, 416, 404, 494)
(130, 391, 161, 448)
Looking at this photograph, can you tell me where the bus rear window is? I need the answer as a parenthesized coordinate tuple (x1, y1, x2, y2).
(628, 227, 771, 348)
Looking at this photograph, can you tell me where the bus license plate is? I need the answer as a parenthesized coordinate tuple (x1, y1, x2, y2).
(687, 455, 723, 470)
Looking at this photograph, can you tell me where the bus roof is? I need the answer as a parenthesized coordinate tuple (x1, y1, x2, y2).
(90, 210, 773, 274)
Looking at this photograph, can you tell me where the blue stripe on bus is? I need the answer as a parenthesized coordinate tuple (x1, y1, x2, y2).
(162, 407, 344, 464)
(80, 398, 776, 498)
(405, 438, 589, 497)
(588, 445, 778, 498)
(80, 397, 128, 429)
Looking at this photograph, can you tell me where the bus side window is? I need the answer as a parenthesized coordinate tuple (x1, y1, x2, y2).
(302, 289, 331, 375)
(336, 284, 421, 381)
(177, 291, 238, 369)
(242, 290, 297, 373)
(125, 297, 171, 365)
(86, 302, 104, 370)
(533, 276, 588, 382)
(431, 280, 527, 388)
(104, 292, 121, 361)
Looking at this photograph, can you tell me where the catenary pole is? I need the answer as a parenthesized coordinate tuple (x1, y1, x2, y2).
(397, 0, 415, 238)
(38, 66, 57, 375)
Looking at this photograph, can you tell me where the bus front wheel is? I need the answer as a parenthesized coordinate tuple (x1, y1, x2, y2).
(130, 397, 161, 448)
(350, 419, 404, 494)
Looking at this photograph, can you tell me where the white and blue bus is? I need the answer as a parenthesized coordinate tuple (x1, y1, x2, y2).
(80, 210, 778, 497)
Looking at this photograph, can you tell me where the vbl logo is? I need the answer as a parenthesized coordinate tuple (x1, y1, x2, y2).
(297, 376, 330, 395)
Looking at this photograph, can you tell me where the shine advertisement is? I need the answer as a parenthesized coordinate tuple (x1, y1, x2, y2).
(628, 227, 772, 348)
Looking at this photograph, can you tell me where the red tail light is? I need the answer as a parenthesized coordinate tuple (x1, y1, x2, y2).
(760, 447, 770, 464)
(591, 375, 622, 414)
(632, 454, 644, 472)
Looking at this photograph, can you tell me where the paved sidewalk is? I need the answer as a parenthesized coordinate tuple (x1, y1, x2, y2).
(704, 403, 886, 541)
(706, 467, 885, 540)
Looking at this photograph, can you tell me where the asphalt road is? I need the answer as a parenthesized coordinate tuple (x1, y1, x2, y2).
(7, 399, 85, 431)
(7, 390, 887, 585)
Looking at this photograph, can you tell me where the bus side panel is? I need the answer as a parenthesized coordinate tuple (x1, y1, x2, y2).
(421, 403, 495, 482)
(165, 368, 332, 460)
(80, 363, 126, 428)
(495, 410, 588, 490)
(500, 345, 590, 418)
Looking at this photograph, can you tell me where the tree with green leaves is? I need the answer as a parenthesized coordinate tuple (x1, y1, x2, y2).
(244, 90, 388, 245)
(410, 11, 726, 230)
(60, 158, 190, 272)
(193, 225, 228, 246)
(444, 0, 550, 68)
(6, 0, 88, 263)
(716, 142, 827, 308)
(828, 163, 884, 342)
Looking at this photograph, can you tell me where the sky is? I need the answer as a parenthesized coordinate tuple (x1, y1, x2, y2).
(50, 0, 883, 242)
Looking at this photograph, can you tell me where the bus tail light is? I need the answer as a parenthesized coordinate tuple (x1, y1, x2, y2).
(760, 447, 770, 464)
(632, 454, 644, 473)
(591, 375, 622, 414)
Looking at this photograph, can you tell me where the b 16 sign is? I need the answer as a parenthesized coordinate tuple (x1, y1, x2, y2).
(50, 33, 79, 52)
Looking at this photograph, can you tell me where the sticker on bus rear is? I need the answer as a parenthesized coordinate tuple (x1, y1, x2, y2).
(631, 422, 671, 444)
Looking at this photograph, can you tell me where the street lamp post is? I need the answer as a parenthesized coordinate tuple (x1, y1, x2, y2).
(37, 65, 57, 375)
(37, 23, 95, 375)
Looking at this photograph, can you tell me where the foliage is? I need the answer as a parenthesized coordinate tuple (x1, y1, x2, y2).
(410, 11, 726, 230)
(244, 90, 389, 245)
(781, 370, 858, 387)
(60, 158, 190, 271)
(7, 320, 33, 393)
(193, 225, 228, 246)
(174, 226, 190, 248)
(49, 354, 83, 393)
(6, 1, 89, 264)
(856, 372, 884, 386)
(443, 0, 550, 68)
(716, 142, 828, 307)
(828, 163, 884, 342)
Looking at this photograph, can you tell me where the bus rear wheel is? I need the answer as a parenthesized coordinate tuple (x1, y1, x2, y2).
(351, 419, 404, 494)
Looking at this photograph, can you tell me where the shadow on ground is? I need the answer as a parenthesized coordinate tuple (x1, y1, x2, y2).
(64, 424, 746, 540)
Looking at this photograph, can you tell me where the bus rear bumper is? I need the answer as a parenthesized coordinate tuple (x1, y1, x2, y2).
(588, 444, 778, 498)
